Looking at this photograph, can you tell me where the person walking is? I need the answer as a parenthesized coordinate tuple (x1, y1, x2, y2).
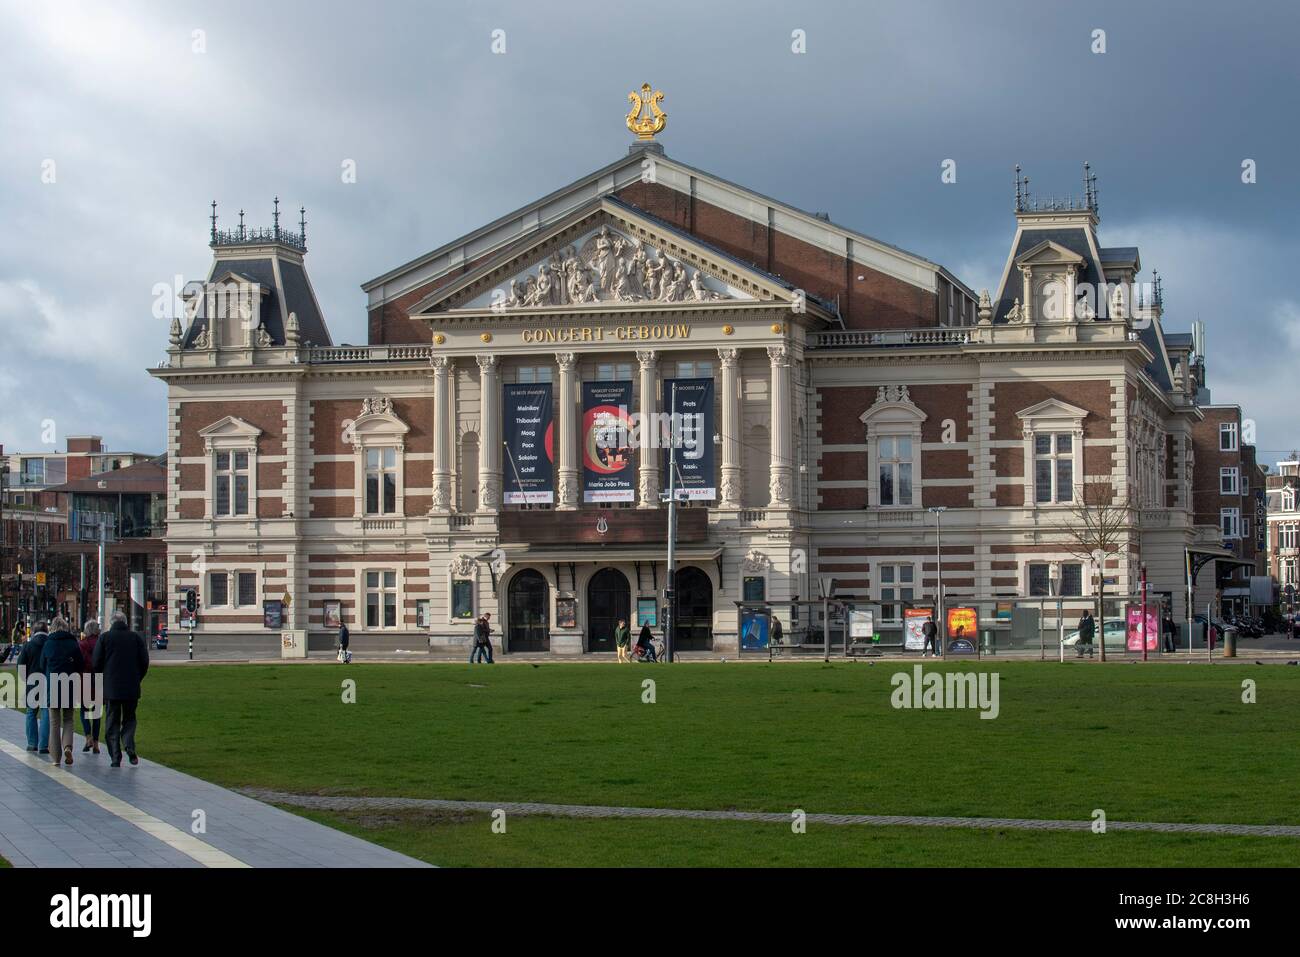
(614, 618, 630, 662)
(92, 610, 150, 768)
(1077, 610, 1096, 658)
(1162, 611, 1177, 653)
(921, 615, 938, 658)
(17, 620, 51, 754)
(471, 615, 492, 664)
(39, 617, 83, 767)
(337, 619, 350, 663)
(79, 620, 102, 754)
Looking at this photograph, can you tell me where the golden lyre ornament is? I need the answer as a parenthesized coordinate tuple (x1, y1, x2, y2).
(626, 83, 666, 140)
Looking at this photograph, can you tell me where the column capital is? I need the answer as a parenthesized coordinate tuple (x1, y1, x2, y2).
(766, 344, 790, 366)
(475, 354, 497, 371)
(555, 352, 577, 372)
(430, 355, 451, 372)
(636, 349, 658, 367)
(717, 347, 740, 367)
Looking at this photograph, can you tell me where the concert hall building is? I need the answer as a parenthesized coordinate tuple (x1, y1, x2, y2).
(151, 92, 1249, 656)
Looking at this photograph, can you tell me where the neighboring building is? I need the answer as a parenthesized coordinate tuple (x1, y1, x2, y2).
(1, 440, 161, 634)
(148, 102, 1258, 655)
(1266, 456, 1300, 613)
(41, 456, 168, 634)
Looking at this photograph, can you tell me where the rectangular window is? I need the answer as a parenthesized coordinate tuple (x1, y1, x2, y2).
(1028, 562, 1084, 597)
(877, 435, 914, 506)
(365, 570, 398, 629)
(1033, 433, 1075, 503)
(365, 447, 398, 515)
(595, 363, 633, 381)
(1221, 508, 1241, 539)
(1282, 524, 1297, 550)
(878, 563, 914, 622)
(1219, 422, 1238, 451)
(208, 572, 229, 607)
(675, 361, 712, 379)
(451, 579, 474, 619)
(515, 366, 553, 384)
(214, 450, 250, 516)
(742, 576, 767, 602)
(237, 572, 257, 607)
(1220, 467, 1239, 495)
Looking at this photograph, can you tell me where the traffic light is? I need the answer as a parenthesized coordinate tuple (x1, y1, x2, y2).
(185, 589, 197, 614)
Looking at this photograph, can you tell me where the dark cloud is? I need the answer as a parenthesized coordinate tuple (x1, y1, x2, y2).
(1, 0, 1296, 455)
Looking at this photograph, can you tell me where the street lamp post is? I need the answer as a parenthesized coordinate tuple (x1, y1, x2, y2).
(928, 506, 948, 656)
(663, 382, 678, 664)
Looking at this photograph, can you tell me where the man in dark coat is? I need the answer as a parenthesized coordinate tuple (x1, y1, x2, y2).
(39, 617, 84, 766)
(1077, 611, 1097, 658)
(17, 621, 51, 753)
(921, 616, 938, 658)
(92, 610, 150, 768)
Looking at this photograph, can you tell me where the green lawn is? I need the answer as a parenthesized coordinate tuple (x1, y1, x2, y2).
(8, 660, 1297, 866)
(291, 807, 1300, 867)
(130, 661, 1298, 826)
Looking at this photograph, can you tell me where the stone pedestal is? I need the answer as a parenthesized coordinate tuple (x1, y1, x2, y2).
(549, 631, 584, 655)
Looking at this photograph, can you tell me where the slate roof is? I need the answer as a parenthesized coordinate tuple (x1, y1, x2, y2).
(182, 252, 332, 348)
(994, 226, 1104, 322)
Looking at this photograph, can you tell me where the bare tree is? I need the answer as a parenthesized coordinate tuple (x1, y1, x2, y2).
(1055, 480, 1133, 661)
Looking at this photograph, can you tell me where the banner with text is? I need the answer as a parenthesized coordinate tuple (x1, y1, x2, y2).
(661, 377, 716, 501)
(582, 380, 635, 503)
(503, 383, 554, 505)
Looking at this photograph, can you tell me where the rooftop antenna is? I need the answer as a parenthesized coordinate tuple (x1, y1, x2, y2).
(209, 200, 218, 242)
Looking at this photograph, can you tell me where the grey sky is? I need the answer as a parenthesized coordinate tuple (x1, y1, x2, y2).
(2, 0, 1297, 459)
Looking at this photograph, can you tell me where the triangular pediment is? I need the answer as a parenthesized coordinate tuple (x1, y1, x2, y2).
(197, 415, 263, 443)
(1015, 240, 1086, 268)
(1016, 398, 1089, 423)
(409, 198, 829, 319)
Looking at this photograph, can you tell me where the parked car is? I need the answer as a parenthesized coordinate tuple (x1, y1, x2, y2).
(1062, 619, 1127, 649)
(152, 627, 169, 650)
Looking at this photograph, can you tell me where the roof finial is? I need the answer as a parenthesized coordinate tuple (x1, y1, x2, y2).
(1084, 161, 1098, 213)
(299, 206, 307, 245)
(273, 196, 281, 237)
(1014, 165, 1022, 212)
(238, 208, 246, 240)
(1152, 269, 1163, 308)
(210, 200, 218, 242)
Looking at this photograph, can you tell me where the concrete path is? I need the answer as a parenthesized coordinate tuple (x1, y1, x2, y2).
(243, 789, 1300, 839)
(0, 707, 429, 868)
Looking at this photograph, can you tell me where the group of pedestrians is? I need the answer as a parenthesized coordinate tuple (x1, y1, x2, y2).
(615, 619, 659, 661)
(14, 610, 150, 768)
(470, 612, 495, 663)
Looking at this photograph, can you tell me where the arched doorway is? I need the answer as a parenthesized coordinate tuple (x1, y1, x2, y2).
(673, 566, 713, 651)
(586, 567, 630, 652)
(507, 569, 549, 652)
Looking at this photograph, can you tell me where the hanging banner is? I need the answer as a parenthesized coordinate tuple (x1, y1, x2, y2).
(503, 383, 554, 505)
(582, 380, 635, 503)
(661, 377, 715, 501)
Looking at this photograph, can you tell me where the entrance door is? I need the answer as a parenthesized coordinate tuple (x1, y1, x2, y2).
(586, 567, 630, 652)
(673, 566, 713, 651)
(507, 569, 549, 652)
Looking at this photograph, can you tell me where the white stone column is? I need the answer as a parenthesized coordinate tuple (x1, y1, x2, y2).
(556, 351, 579, 510)
(430, 355, 452, 512)
(718, 347, 742, 508)
(636, 349, 659, 508)
(767, 345, 793, 507)
(476, 354, 500, 511)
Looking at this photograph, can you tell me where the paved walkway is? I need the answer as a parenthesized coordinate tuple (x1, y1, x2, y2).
(0, 708, 429, 868)
(243, 789, 1300, 839)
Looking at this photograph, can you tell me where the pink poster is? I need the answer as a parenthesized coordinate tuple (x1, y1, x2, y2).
(1126, 605, 1159, 652)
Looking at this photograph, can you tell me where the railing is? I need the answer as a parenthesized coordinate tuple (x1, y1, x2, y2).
(738, 509, 767, 524)
(307, 345, 433, 364)
(449, 515, 476, 529)
(362, 519, 398, 532)
(813, 328, 972, 349)
(211, 226, 306, 253)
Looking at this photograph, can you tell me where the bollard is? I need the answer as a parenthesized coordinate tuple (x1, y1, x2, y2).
(1225, 629, 1237, 658)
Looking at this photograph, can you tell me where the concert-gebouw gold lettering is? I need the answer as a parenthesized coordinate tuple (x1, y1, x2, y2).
(520, 323, 691, 345)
